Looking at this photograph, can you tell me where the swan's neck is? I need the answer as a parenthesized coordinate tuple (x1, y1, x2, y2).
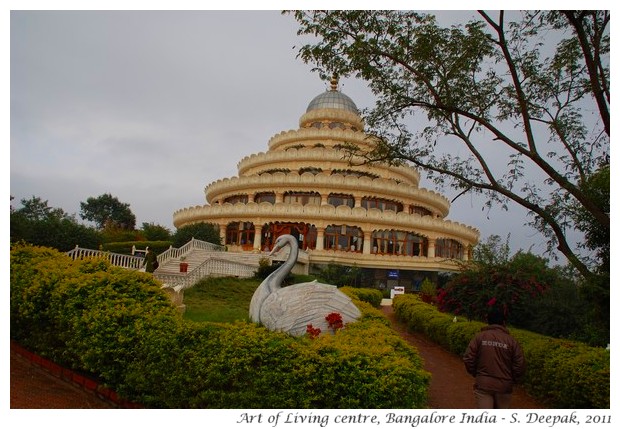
(265, 238, 298, 293)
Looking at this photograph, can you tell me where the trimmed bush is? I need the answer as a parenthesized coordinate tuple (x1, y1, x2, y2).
(340, 286, 383, 308)
(11, 243, 430, 408)
(393, 294, 610, 408)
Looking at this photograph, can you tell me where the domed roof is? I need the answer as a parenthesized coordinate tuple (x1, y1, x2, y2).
(306, 91, 358, 113)
(306, 77, 358, 114)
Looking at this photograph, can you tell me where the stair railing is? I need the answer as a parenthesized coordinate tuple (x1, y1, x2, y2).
(66, 246, 144, 270)
(156, 238, 225, 266)
(154, 255, 257, 290)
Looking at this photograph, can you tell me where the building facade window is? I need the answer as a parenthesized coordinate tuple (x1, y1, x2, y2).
(324, 224, 363, 252)
(261, 222, 317, 251)
(410, 205, 432, 217)
(435, 238, 464, 259)
(362, 197, 403, 213)
(223, 194, 248, 205)
(372, 230, 427, 256)
(327, 193, 355, 208)
(254, 192, 276, 204)
(226, 221, 255, 249)
(284, 191, 321, 205)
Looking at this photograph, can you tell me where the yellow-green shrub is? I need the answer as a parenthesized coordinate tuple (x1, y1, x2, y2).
(11, 243, 430, 408)
(341, 286, 384, 308)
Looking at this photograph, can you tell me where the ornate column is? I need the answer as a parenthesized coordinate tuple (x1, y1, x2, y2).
(218, 223, 227, 244)
(363, 230, 372, 254)
(427, 238, 436, 258)
(355, 195, 362, 208)
(315, 227, 325, 251)
(275, 191, 284, 203)
(253, 225, 262, 252)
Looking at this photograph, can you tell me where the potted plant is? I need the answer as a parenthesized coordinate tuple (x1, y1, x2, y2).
(179, 256, 189, 273)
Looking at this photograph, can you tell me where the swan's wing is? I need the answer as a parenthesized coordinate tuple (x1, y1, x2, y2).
(260, 282, 361, 336)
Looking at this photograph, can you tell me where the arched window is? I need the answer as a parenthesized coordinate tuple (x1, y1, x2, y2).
(226, 221, 255, 249)
(254, 192, 275, 204)
(362, 197, 403, 213)
(410, 205, 432, 216)
(435, 238, 464, 259)
(261, 222, 317, 251)
(223, 194, 248, 205)
(324, 225, 363, 252)
(327, 193, 355, 208)
(371, 230, 427, 256)
(284, 191, 321, 205)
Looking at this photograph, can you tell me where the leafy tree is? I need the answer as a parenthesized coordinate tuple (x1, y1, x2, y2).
(14, 196, 66, 221)
(473, 234, 511, 266)
(11, 196, 101, 251)
(172, 222, 220, 247)
(315, 263, 361, 287)
(80, 193, 136, 230)
(141, 222, 172, 241)
(290, 10, 609, 283)
(572, 164, 609, 273)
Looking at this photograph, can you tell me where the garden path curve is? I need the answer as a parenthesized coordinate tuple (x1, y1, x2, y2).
(380, 304, 545, 409)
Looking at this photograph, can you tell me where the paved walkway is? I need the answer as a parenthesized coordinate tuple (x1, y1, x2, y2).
(10, 341, 113, 408)
(380, 305, 545, 408)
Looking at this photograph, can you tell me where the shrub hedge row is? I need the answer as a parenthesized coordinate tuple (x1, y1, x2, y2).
(340, 286, 384, 308)
(393, 294, 610, 408)
(11, 244, 430, 408)
(102, 240, 173, 255)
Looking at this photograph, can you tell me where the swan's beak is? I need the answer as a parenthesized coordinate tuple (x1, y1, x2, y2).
(268, 246, 281, 256)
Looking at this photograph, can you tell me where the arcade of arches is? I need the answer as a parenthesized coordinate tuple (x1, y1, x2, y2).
(225, 221, 465, 260)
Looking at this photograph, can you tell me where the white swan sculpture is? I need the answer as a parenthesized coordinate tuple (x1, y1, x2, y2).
(249, 234, 361, 336)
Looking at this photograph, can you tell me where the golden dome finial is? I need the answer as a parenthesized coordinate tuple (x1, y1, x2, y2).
(330, 74, 339, 91)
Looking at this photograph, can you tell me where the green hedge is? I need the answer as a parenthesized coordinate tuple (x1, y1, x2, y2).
(11, 244, 430, 408)
(393, 294, 610, 408)
(340, 286, 384, 308)
(102, 240, 173, 255)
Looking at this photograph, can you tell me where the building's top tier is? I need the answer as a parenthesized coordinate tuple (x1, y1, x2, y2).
(306, 87, 358, 114)
(298, 77, 364, 131)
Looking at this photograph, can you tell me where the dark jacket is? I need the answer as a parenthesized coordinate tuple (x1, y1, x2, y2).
(463, 324, 525, 394)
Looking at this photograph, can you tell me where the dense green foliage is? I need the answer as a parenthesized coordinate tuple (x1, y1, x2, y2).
(290, 10, 609, 283)
(172, 222, 221, 247)
(393, 294, 609, 408)
(11, 196, 102, 251)
(437, 252, 554, 321)
(102, 240, 173, 256)
(314, 263, 362, 287)
(141, 222, 173, 241)
(11, 244, 430, 408)
(439, 235, 608, 346)
(80, 193, 137, 230)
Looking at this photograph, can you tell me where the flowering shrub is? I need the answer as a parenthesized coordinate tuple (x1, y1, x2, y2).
(437, 253, 555, 322)
(325, 312, 344, 331)
(306, 324, 321, 339)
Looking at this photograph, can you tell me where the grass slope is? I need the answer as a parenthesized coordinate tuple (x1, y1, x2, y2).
(182, 277, 260, 323)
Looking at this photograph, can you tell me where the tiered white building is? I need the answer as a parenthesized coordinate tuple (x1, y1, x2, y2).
(173, 79, 479, 290)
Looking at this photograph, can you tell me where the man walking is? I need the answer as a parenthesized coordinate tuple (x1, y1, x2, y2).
(463, 307, 525, 408)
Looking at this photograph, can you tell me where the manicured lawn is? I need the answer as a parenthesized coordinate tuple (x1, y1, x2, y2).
(182, 277, 260, 323)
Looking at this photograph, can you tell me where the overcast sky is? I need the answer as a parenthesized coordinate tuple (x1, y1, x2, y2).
(9, 6, 602, 260)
